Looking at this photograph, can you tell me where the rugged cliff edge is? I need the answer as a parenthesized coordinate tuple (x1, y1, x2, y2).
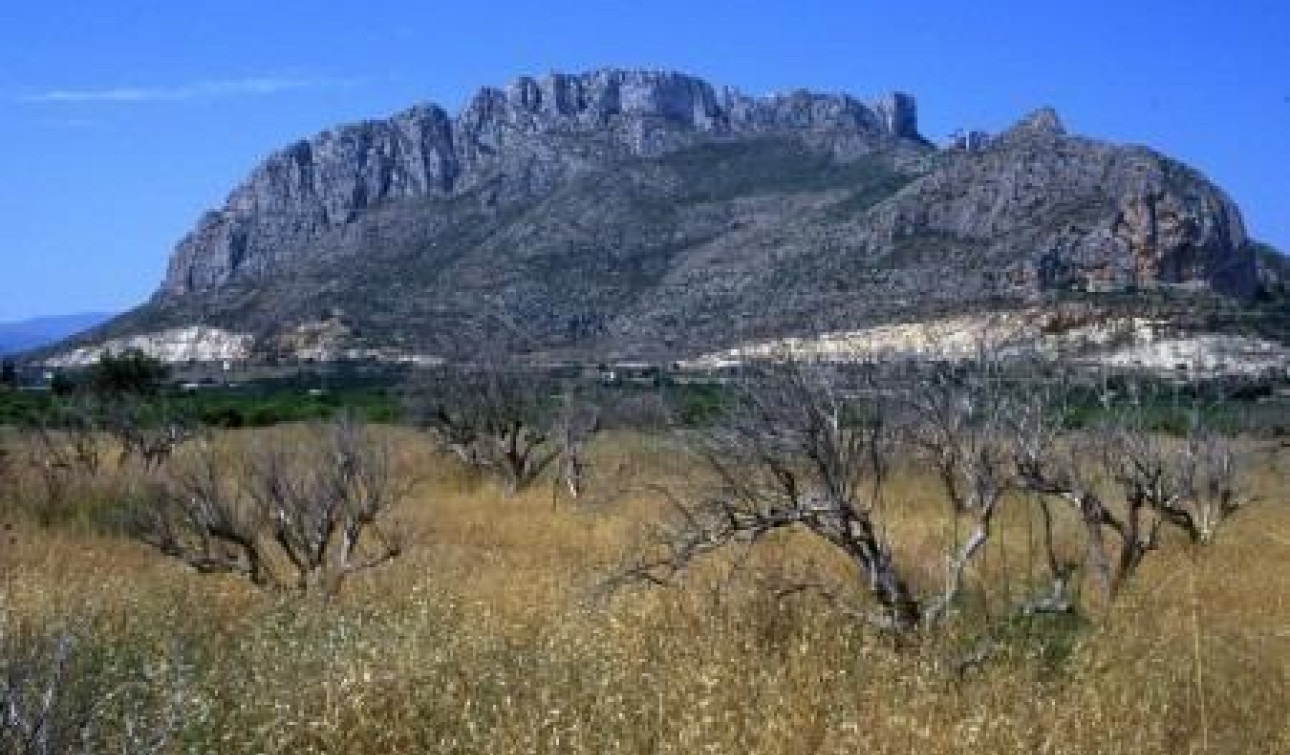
(60, 68, 1269, 364)
(162, 70, 921, 297)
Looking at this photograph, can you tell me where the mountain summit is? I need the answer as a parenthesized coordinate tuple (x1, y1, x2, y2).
(65, 68, 1263, 364)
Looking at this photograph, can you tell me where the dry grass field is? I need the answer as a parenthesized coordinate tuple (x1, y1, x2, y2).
(1, 425, 1288, 754)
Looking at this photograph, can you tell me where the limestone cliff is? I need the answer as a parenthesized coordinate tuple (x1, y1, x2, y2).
(163, 69, 921, 296)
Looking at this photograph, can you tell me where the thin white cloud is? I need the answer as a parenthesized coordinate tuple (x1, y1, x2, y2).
(17, 76, 358, 104)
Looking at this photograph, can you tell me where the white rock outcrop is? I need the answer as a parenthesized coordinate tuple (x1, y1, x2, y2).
(686, 310, 1290, 377)
(44, 326, 254, 367)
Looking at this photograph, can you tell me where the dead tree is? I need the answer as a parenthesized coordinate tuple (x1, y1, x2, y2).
(611, 355, 1057, 632)
(59, 404, 103, 478)
(136, 440, 269, 585)
(610, 358, 930, 632)
(19, 402, 105, 515)
(1174, 424, 1244, 543)
(18, 397, 195, 518)
(1013, 378, 1137, 598)
(613, 354, 1226, 634)
(1013, 378, 1245, 599)
(552, 391, 601, 501)
(136, 414, 406, 595)
(899, 357, 1023, 622)
(105, 399, 197, 471)
(246, 413, 405, 593)
(408, 362, 561, 495)
(24, 399, 104, 478)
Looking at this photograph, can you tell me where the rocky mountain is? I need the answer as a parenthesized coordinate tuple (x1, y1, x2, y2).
(57, 68, 1275, 365)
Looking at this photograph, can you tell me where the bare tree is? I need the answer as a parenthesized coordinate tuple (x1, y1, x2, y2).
(19, 402, 104, 516)
(551, 391, 601, 501)
(246, 413, 405, 593)
(135, 441, 269, 585)
(611, 349, 1251, 638)
(24, 399, 104, 480)
(611, 354, 1074, 632)
(408, 362, 563, 495)
(106, 399, 197, 471)
(135, 413, 407, 596)
(1013, 377, 1245, 599)
(899, 356, 1022, 623)
(610, 358, 928, 631)
(1174, 423, 1244, 544)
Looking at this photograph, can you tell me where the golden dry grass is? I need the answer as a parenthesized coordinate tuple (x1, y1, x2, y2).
(1, 427, 1288, 754)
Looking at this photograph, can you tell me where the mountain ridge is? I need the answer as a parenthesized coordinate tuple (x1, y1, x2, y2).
(0, 312, 114, 357)
(160, 68, 923, 297)
(52, 68, 1272, 366)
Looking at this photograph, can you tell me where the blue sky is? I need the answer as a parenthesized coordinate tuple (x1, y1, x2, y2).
(1, 0, 1286, 321)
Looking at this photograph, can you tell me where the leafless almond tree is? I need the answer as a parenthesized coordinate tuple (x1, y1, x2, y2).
(135, 413, 407, 596)
(106, 399, 197, 471)
(552, 391, 601, 501)
(610, 357, 930, 631)
(23, 399, 104, 480)
(19, 402, 105, 515)
(136, 440, 269, 585)
(408, 361, 579, 496)
(611, 350, 1250, 636)
(246, 413, 406, 593)
(899, 356, 1023, 623)
(1013, 377, 1245, 599)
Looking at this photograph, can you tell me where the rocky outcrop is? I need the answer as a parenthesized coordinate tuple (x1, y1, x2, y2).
(1108, 187, 1249, 291)
(162, 69, 921, 295)
(43, 326, 253, 367)
(687, 310, 1290, 378)
(858, 108, 1255, 297)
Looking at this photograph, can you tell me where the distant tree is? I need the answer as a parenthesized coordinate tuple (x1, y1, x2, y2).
(104, 397, 199, 471)
(88, 349, 168, 396)
(406, 361, 565, 495)
(0, 359, 16, 388)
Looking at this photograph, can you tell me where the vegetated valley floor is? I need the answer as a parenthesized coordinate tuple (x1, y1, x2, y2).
(1, 427, 1289, 754)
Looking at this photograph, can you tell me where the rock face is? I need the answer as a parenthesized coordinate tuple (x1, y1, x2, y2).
(75, 68, 1264, 363)
(163, 69, 922, 296)
(858, 109, 1254, 297)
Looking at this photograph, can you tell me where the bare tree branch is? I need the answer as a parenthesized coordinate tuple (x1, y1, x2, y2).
(407, 361, 600, 498)
(134, 413, 407, 596)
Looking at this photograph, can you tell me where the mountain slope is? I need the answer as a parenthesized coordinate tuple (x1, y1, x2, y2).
(57, 69, 1264, 364)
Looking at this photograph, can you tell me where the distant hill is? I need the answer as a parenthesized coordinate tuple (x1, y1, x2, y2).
(0, 312, 113, 357)
(50, 68, 1279, 365)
